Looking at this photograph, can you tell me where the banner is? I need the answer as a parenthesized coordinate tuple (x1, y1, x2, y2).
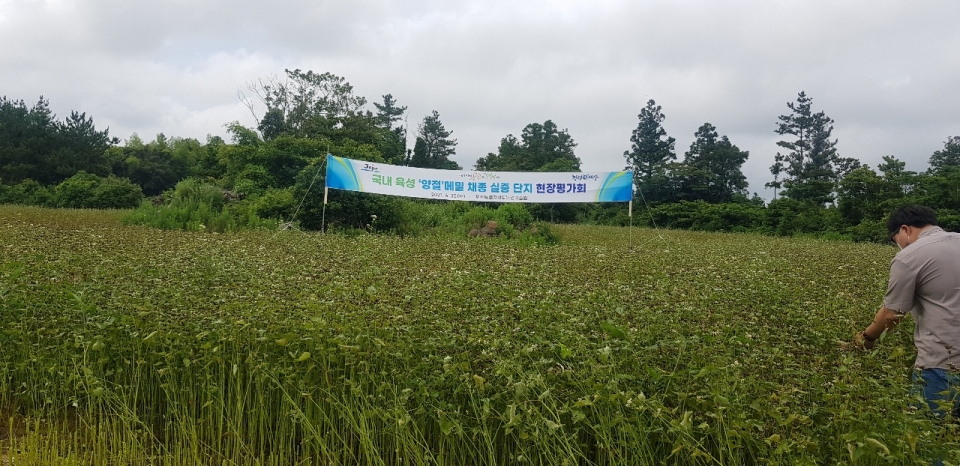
(325, 155, 633, 203)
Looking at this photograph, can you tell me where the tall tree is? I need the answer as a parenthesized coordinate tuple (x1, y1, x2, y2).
(1, 96, 117, 185)
(110, 133, 189, 196)
(373, 94, 408, 166)
(54, 111, 117, 179)
(675, 123, 749, 203)
(876, 155, 916, 200)
(772, 91, 848, 204)
(409, 110, 459, 169)
(257, 109, 287, 141)
(623, 100, 676, 198)
(765, 153, 785, 199)
(242, 69, 367, 136)
(913, 140, 960, 210)
(374, 94, 407, 130)
(474, 120, 580, 172)
(928, 136, 960, 174)
(0, 96, 58, 184)
(837, 165, 902, 226)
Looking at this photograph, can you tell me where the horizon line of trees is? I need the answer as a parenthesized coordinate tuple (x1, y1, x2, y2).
(2, 71, 959, 240)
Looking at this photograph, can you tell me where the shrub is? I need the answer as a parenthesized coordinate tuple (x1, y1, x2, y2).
(938, 211, 960, 233)
(91, 176, 144, 209)
(51, 172, 100, 208)
(848, 219, 887, 243)
(122, 178, 275, 232)
(494, 203, 534, 230)
(252, 188, 296, 223)
(168, 178, 225, 210)
(0, 179, 52, 206)
(516, 221, 561, 246)
(50, 172, 143, 209)
(581, 204, 632, 226)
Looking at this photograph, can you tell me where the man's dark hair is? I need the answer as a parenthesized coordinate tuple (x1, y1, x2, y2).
(887, 205, 938, 234)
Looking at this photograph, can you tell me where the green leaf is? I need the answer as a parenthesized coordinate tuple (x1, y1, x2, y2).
(600, 320, 626, 339)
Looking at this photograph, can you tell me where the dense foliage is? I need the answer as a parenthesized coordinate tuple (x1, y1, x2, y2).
(2, 82, 959, 241)
(1, 206, 958, 464)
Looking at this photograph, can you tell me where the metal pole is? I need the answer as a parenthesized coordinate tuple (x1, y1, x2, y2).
(628, 200, 633, 252)
(321, 187, 328, 234)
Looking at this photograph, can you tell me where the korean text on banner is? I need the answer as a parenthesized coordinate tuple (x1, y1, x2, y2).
(325, 155, 632, 203)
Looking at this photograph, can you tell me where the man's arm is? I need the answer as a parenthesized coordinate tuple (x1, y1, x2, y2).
(859, 306, 906, 349)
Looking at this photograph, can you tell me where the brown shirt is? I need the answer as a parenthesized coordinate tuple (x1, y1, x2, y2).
(884, 226, 960, 370)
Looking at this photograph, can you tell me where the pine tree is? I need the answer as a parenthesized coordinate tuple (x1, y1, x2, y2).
(409, 110, 459, 169)
(681, 123, 749, 202)
(773, 91, 848, 204)
(623, 100, 675, 200)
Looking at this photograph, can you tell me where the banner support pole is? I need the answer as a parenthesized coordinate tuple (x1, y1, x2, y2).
(321, 187, 328, 235)
(628, 200, 633, 252)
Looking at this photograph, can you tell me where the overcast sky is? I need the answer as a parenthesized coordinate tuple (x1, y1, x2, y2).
(2, 0, 958, 199)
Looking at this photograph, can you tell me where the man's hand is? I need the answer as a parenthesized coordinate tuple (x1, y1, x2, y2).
(856, 331, 877, 350)
(842, 331, 877, 351)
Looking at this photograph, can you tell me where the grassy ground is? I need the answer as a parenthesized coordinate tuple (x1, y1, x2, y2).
(0, 205, 956, 465)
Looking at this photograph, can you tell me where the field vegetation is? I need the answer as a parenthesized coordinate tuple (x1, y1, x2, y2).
(1, 205, 958, 464)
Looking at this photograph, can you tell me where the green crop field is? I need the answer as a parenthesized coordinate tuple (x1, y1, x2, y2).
(0, 205, 956, 465)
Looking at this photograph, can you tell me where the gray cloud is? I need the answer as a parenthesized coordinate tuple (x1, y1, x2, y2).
(2, 0, 958, 198)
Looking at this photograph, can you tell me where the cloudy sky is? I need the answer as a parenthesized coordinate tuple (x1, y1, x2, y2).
(2, 0, 958, 198)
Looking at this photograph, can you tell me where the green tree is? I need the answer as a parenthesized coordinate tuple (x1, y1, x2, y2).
(290, 141, 404, 232)
(473, 120, 583, 222)
(475, 120, 580, 172)
(623, 100, 676, 202)
(1, 97, 118, 186)
(673, 123, 749, 203)
(374, 94, 409, 166)
(914, 170, 960, 211)
(52, 110, 117, 180)
(257, 108, 287, 141)
(837, 166, 888, 226)
(928, 136, 960, 174)
(409, 110, 459, 169)
(773, 91, 849, 205)
(186, 135, 227, 180)
(374, 94, 407, 130)
(0, 96, 58, 185)
(110, 134, 189, 196)
(244, 69, 367, 136)
(765, 153, 785, 199)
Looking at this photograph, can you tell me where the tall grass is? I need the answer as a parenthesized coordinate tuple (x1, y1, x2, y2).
(123, 179, 277, 232)
(1, 206, 957, 464)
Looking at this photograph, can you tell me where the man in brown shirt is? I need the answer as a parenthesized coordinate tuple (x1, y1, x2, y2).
(854, 205, 960, 418)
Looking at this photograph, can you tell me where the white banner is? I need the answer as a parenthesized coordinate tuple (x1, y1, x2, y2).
(325, 155, 633, 203)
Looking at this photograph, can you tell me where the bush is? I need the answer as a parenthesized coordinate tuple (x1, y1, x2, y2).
(287, 159, 405, 233)
(580, 204, 632, 226)
(938, 211, 960, 233)
(516, 221, 561, 246)
(848, 219, 887, 243)
(168, 178, 225, 210)
(763, 199, 838, 236)
(91, 176, 144, 209)
(52, 172, 100, 208)
(50, 172, 143, 209)
(0, 179, 52, 206)
(692, 202, 765, 232)
(122, 178, 276, 232)
(494, 203, 534, 230)
(252, 188, 296, 223)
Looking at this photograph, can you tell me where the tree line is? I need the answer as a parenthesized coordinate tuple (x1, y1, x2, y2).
(1, 70, 958, 240)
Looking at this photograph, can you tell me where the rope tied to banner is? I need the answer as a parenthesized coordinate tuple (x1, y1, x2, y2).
(270, 155, 327, 240)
